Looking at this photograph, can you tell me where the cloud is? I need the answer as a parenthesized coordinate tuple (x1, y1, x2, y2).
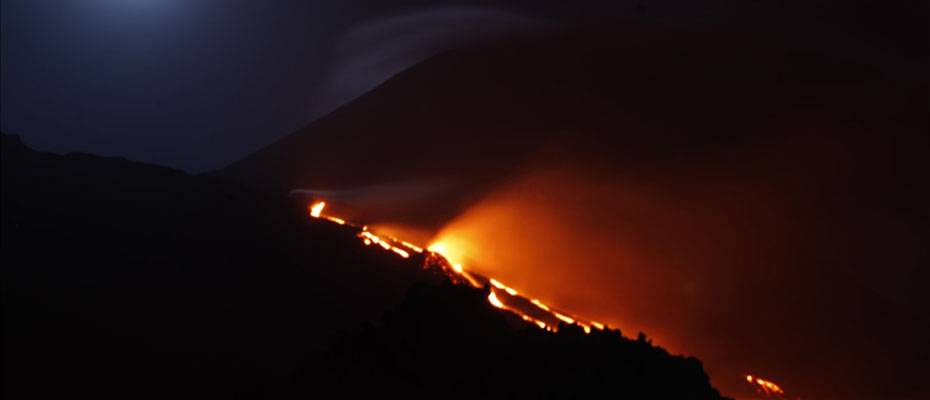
(308, 6, 548, 117)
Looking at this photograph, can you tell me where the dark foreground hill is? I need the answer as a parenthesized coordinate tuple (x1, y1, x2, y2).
(2, 134, 728, 399)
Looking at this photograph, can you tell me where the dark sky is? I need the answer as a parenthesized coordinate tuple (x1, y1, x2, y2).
(1, 0, 603, 171)
(5, 1, 921, 172)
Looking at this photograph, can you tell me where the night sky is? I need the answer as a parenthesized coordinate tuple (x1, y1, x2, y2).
(2, 0, 591, 171)
(4, 1, 922, 171)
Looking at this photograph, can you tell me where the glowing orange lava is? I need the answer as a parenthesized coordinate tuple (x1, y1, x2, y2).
(401, 241, 424, 253)
(309, 201, 325, 217)
(530, 299, 551, 312)
(325, 216, 346, 225)
(490, 279, 519, 296)
(745, 374, 785, 397)
(305, 198, 776, 394)
(553, 312, 575, 325)
(488, 291, 505, 308)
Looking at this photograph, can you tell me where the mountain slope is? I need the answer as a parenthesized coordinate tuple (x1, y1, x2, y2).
(217, 22, 926, 225)
(216, 22, 929, 400)
(1, 134, 445, 398)
(2, 134, 729, 399)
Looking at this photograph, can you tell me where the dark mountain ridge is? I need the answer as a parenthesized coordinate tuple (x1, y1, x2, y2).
(2, 134, 728, 399)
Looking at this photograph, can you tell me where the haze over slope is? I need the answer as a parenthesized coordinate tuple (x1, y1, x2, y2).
(220, 21, 929, 399)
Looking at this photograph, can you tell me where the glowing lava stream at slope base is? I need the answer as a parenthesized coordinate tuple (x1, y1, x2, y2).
(307, 201, 599, 334)
(744, 374, 786, 397)
(307, 200, 787, 397)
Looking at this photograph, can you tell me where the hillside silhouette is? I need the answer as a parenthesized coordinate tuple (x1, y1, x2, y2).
(2, 134, 728, 399)
(288, 280, 723, 399)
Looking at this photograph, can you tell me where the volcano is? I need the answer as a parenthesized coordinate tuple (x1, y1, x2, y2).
(217, 23, 929, 400)
(2, 134, 731, 399)
(3, 16, 927, 400)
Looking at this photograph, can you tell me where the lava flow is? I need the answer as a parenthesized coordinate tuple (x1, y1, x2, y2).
(305, 200, 604, 334)
(744, 374, 786, 398)
(306, 199, 790, 398)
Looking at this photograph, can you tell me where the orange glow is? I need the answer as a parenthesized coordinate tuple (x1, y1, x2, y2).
(530, 299, 551, 312)
(308, 199, 605, 340)
(325, 216, 346, 225)
(458, 270, 482, 288)
(427, 242, 448, 254)
(554, 312, 575, 325)
(307, 199, 641, 342)
(427, 239, 475, 271)
(428, 241, 483, 287)
(490, 278, 519, 296)
(309, 201, 325, 218)
(401, 241, 424, 253)
(745, 374, 784, 396)
(391, 247, 410, 258)
(488, 291, 505, 308)
(303, 189, 796, 399)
